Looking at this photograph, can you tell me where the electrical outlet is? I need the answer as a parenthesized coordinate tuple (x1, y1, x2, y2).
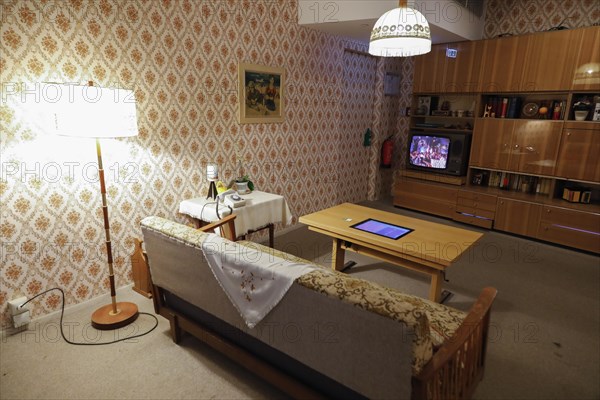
(8, 296, 28, 315)
(8, 296, 30, 329)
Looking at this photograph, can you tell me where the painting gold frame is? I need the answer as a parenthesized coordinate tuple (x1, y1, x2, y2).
(238, 63, 285, 123)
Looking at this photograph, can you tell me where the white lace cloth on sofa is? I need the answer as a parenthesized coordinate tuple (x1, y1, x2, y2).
(201, 234, 316, 328)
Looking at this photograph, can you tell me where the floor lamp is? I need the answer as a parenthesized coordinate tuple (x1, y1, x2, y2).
(49, 82, 139, 330)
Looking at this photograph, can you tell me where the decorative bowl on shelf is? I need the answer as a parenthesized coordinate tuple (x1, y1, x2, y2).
(574, 110, 589, 121)
(573, 100, 591, 121)
(521, 102, 539, 118)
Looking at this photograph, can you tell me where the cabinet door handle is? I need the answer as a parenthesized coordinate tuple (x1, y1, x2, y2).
(566, 132, 571, 136)
(546, 209, 551, 213)
(514, 144, 520, 149)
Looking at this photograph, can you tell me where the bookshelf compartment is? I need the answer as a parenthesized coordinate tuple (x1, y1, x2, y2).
(411, 96, 477, 131)
(568, 93, 600, 122)
(480, 94, 568, 120)
(469, 168, 554, 196)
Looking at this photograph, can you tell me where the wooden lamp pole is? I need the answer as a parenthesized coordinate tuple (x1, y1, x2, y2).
(91, 137, 139, 329)
(87, 82, 139, 330)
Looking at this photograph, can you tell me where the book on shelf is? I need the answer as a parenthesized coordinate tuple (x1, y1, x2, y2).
(563, 187, 592, 203)
(507, 97, 522, 119)
(500, 98, 509, 118)
(478, 171, 550, 195)
(484, 96, 525, 119)
(551, 100, 565, 120)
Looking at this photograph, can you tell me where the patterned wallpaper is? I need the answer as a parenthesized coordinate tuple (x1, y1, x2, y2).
(0, 0, 403, 326)
(484, 0, 600, 38)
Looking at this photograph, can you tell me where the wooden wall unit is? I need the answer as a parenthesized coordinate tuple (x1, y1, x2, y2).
(555, 123, 600, 182)
(413, 45, 447, 93)
(393, 180, 457, 219)
(470, 119, 563, 176)
(538, 206, 600, 253)
(479, 35, 529, 93)
(510, 120, 563, 176)
(520, 29, 580, 92)
(413, 41, 483, 93)
(394, 26, 600, 253)
(571, 26, 600, 91)
(495, 198, 541, 237)
(443, 41, 484, 93)
(470, 119, 513, 170)
(453, 190, 497, 229)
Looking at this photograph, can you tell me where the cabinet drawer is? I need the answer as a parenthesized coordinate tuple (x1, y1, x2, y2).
(455, 205, 495, 220)
(453, 212, 493, 229)
(398, 180, 458, 200)
(457, 190, 497, 204)
(539, 206, 600, 233)
(394, 193, 456, 219)
(538, 222, 600, 253)
(456, 196, 497, 212)
(495, 198, 541, 237)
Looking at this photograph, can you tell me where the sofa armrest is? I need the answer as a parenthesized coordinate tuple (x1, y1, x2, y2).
(198, 214, 237, 241)
(412, 287, 498, 400)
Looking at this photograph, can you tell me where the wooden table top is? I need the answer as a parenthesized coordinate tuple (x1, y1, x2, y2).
(299, 203, 483, 267)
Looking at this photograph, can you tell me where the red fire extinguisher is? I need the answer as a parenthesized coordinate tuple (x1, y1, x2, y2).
(381, 135, 393, 168)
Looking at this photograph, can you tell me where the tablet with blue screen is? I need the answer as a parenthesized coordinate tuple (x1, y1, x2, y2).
(350, 219, 413, 240)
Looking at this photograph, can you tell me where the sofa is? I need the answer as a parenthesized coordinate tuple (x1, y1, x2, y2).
(139, 215, 496, 399)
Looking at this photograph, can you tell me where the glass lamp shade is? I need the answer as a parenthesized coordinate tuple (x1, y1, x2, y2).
(369, 7, 431, 57)
(44, 83, 139, 138)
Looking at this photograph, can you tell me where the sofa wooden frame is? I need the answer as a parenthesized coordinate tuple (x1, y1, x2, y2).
(137, 215, 497, 399)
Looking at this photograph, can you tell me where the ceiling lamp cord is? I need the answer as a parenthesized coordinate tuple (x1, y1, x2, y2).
(368, 0, 432, 57)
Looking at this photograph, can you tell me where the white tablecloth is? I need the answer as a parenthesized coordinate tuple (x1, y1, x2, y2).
(179, 191, 293, 236)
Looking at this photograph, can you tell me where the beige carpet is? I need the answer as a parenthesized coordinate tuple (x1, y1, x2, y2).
(1, 200, 599, 399)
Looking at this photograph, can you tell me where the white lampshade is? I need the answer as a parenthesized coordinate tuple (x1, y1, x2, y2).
(369, 6, 431, 57)
(206, 163, 218, 181)
(44, 83, 138, 138)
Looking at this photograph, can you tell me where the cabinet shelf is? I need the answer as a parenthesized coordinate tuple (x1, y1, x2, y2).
(412, 127, 473, 133)
(412, 115, 474, 120)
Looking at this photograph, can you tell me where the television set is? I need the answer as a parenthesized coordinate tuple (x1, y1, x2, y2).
(407, 131, 472, 176)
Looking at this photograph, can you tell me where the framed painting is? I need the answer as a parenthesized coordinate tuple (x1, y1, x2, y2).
(238, 63, 285, 123)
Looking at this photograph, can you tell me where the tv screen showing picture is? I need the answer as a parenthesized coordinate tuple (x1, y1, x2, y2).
(409, 135, 450, 170)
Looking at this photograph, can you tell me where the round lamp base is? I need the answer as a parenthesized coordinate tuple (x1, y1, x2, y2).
(91, 302, 139, 330)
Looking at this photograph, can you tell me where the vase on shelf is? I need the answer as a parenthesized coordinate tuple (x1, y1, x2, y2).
(574, 110, 588, 121)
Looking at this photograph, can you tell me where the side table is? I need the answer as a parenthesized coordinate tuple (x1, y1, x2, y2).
(179, 190, 293, 247)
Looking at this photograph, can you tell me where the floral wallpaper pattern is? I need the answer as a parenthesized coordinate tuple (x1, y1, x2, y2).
(484, 0, 600, 38)
(0, 0, 402, 326)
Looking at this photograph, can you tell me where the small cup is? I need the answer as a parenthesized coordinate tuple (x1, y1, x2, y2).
(457, 110, 465, 117)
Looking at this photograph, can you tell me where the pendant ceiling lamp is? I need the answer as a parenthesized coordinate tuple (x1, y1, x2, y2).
(369, 0, 431, 57)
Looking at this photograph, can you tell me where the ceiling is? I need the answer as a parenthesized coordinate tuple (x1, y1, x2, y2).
(298, 1, 486, 45)
(302, 18, 471, 45)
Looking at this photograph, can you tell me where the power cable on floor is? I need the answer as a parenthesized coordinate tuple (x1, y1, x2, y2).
(19, 287, 159, 346)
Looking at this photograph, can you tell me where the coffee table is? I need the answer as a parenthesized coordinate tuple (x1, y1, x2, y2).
(299, 203, 483, 302)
